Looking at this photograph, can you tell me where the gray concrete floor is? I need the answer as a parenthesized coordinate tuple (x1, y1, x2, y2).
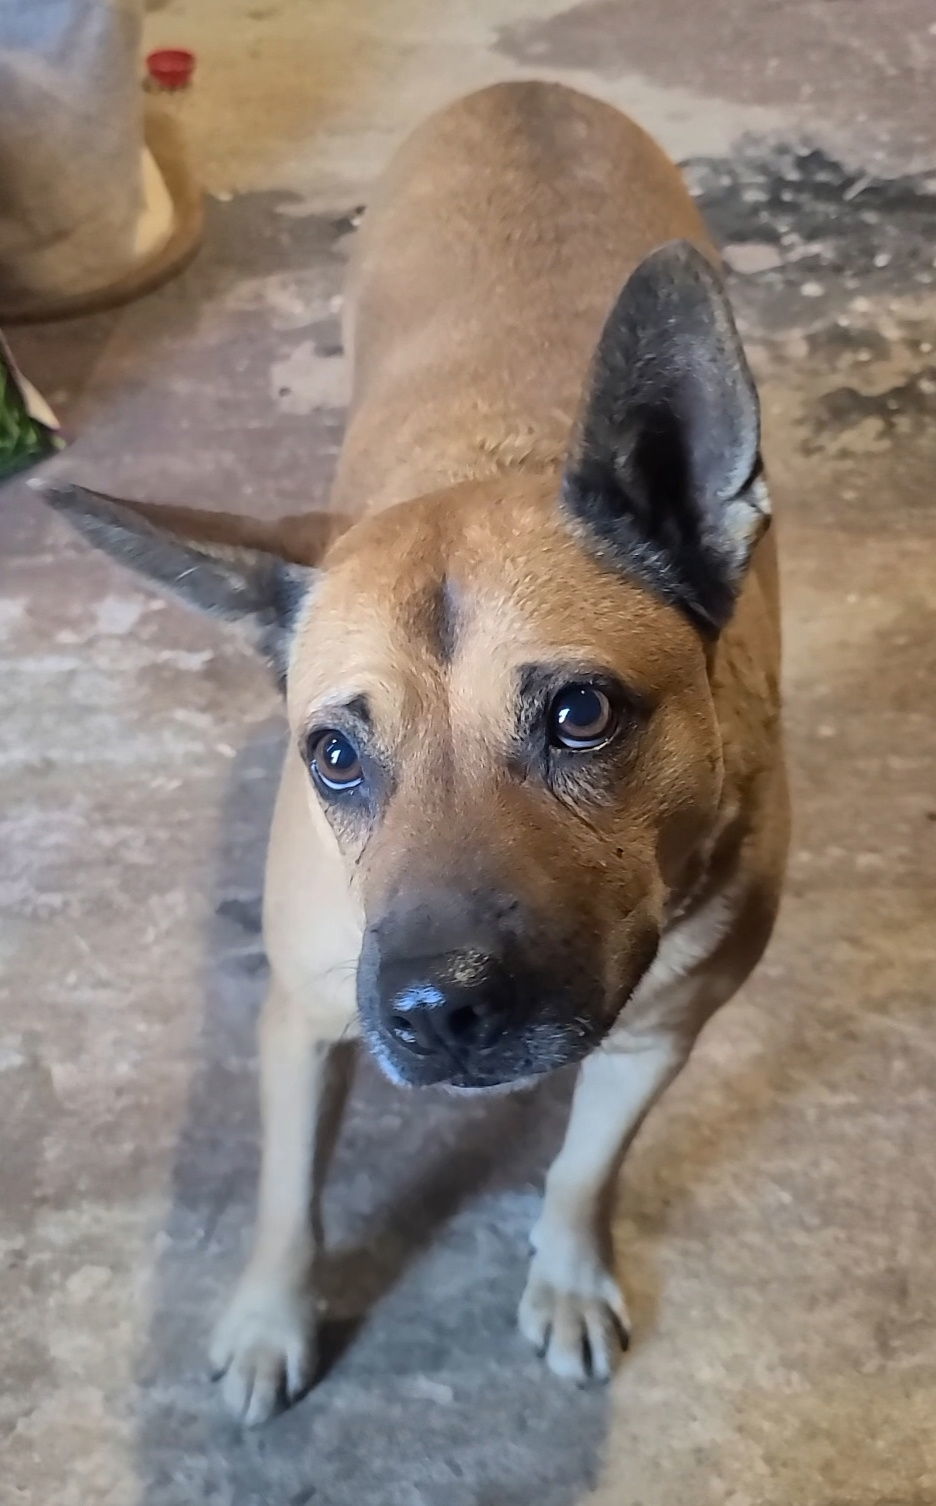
(2, 3, 935, 1503)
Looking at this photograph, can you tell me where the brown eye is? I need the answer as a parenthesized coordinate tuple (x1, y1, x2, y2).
(548, 684, 616, 750)
(309, 730, 363, 792)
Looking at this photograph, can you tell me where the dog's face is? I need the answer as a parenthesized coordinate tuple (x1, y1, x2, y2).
(287, 480, 721, 1086)
(41, 242, 769, 1089)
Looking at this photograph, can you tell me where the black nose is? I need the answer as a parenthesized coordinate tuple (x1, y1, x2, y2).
(379, 949, 514, 1062)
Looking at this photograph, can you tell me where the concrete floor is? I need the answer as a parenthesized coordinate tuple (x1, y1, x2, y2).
(2, 2, 935, 1503)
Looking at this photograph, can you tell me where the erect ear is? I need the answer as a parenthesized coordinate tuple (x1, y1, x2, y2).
(33, 481, 327, 685)
(562, 240, 770, 635)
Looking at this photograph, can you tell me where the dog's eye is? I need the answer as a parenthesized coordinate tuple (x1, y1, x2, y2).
(309, 730, 363, 792)
(548, 684, 616, 750)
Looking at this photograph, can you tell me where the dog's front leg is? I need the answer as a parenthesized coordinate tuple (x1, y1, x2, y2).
(210, 983, 353, 1425)
(519, 1034, 687, 1383)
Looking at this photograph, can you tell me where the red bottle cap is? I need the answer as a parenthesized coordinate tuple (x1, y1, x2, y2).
(146, 49, 196, 90)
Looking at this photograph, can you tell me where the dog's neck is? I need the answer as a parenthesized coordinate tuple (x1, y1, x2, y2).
(384, 424, 567, 506)
(332, 388, 574, 517)
(473, 423, 570, 479)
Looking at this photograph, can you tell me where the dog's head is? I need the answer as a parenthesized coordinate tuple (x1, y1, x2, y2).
(42, 242, 769, 1089)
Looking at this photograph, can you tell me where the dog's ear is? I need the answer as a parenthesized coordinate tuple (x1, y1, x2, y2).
(33, 481, 326, 684)
(562, 239, 769, 634)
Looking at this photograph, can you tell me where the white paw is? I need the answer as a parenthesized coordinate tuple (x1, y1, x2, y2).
(210, 1272, 317, 1426)
(518, 1239, 630, 1384)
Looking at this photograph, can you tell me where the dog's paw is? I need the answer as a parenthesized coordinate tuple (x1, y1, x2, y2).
(518, 1241, 630, 1385)
(209, 1273, 317, 1426)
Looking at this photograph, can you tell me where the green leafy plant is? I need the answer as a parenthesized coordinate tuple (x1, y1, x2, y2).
(0, 350, 60, 481)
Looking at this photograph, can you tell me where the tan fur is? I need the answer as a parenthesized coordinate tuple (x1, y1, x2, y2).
(46, 83, 789, 1423)
(213, 84, 788, 1420)
(335, 83, 717, 512)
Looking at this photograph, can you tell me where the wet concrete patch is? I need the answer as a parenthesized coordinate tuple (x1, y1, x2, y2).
(683, 144, 936, 326)
(805, 358, 936, 454)
(679, 144, 936, 469)
(764, 318, 936, 466)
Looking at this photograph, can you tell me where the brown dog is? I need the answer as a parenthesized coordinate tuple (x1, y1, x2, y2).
(39, 81, 788, 1425)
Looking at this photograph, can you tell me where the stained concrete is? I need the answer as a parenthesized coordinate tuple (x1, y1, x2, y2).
(1, 3, 935, 1504)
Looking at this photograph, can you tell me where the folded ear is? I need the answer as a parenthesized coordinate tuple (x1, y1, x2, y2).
(562, 240, 770, 635)
(34, 481, 324, 684)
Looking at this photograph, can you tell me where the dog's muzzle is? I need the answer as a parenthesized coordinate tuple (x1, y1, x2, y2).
(372, 946, 517, 1085)
(356, 905, 659, 1088)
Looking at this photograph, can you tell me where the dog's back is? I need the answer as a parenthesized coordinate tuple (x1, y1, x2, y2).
(336, 83, 716, 511)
